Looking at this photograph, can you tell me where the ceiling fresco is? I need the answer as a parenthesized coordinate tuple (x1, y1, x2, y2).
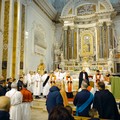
(48, 0, 120, 13)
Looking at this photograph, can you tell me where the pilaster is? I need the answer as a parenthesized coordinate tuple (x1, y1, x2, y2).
(7, 0, 14, 78)
(0, 0, 5, 75)
(94, 26, 98, 61)
(77, 27, 79, 61)
(15, 0, 22, 79)
(98, 22, 103, 59)
(70, 26, 74, 59)
(63, 26, 68, 60)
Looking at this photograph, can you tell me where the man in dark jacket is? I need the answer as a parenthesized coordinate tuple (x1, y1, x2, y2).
(93, 81, 119, 120)
(79, 70, 89, 88)
(46, 85, 63, 113)
(6, 78, 13, 91)
(17, 76, 24, 91)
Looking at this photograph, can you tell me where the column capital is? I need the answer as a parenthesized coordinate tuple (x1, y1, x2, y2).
(63, 26, 68, 30)
(70, 26, 74, 30)
(97, 22, 103, 27)
(106, 21, 112, 26)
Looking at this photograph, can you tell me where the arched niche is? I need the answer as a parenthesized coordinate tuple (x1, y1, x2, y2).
(61, 0, 114, 17)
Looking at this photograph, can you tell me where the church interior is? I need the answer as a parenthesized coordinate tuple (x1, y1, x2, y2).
(0, 0, 120, 120)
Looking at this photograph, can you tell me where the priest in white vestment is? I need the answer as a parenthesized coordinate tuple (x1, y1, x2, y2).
(26, 71, 34, 93)
(41, 71, 50, 98)
(6, 82, 23, 120)
(33, 72, 41, 98)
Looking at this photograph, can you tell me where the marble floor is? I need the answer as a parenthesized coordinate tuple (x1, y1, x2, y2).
(31, 108, 48, 120)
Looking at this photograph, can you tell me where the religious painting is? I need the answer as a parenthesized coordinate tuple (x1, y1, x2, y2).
(32, 22, 47, 56)
(77, 4, 96, 15)
(80, 31, 94, 56)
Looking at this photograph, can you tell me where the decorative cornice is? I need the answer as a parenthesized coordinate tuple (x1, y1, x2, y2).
(33, 0, 57, 20)
(112, 3, 120, 15)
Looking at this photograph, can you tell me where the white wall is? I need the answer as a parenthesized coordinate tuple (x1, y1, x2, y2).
(24, 2, 55, 73)
(113, 15, 120, 43)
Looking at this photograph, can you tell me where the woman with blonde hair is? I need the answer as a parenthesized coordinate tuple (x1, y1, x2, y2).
(60, 81, 68, 106)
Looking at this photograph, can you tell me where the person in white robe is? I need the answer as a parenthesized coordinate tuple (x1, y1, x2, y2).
(41, 71, 50, 98)
(33, 72, 41, 99)
(55, 69, 65, 81)
(5, 82, 23, 120)
(26, 71, 34, 93)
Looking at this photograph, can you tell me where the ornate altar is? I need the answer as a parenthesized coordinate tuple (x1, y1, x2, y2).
(54, 0, 120, 75)
(37, 60, 45, 75)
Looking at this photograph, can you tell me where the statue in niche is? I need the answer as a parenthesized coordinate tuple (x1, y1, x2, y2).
(37, 59, 45, 75)
(60, 52, 64, 61)
(108, 60, 113, 73)
(109, 49, 114, 59)
(54, 42, 61, 62)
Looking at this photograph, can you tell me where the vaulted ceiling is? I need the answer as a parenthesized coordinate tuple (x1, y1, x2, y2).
(48, 0, 120, 14)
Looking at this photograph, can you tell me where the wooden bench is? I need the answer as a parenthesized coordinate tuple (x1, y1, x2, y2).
(74, 116, 110, 120)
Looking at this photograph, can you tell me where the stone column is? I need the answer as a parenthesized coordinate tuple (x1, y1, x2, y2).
(77, 28, 79, 61)
(94, 26, 98, 60)
(63, 26, 68, 59)
(67, 26, 71, 59)
(15, 0, 22, 79)
(107, 22, 112, 57)
(103, 22, 107, 58)
(98, 23, 103, 58)
(0, 0, 5, 75)
(70, 26, 74, 59)
(7, 0, 14, 78)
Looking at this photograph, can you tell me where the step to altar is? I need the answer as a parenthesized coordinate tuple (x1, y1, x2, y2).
(32, 98, 76, 112)
(32, 98, 47, 112)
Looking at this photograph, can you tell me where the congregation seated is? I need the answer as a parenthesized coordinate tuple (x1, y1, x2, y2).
(74, 116, 111, 120)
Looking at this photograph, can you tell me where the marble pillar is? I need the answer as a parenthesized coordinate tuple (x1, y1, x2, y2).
(7, 0, 14, 78)
(71, 26, 74, 59)
(15, 0, 22, 79)
(0, 0, 5, 75)
(63, 26, 68, 59)
(77, 28, 79, 61)
(95, 27, 98, 60)
(107, 22, 112, 58)
(98, 23, 103, 58)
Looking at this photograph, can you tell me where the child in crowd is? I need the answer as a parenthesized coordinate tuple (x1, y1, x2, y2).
(89, 108, 100, 120)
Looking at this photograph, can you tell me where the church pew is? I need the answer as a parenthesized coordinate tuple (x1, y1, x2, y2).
(74, 116, 111, 120)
